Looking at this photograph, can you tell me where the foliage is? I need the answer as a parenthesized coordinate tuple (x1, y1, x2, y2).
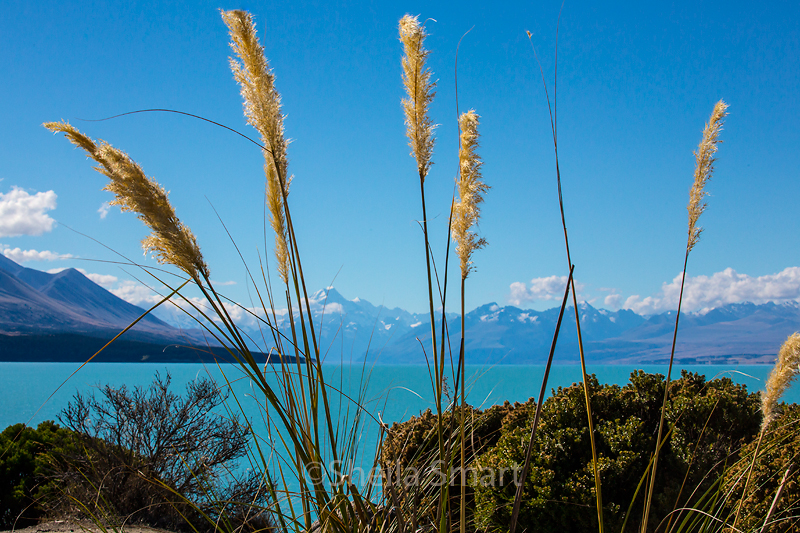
(0, 421, 75, 529)
(725, 403, 800, 533)
(50, 372, 270, 533)
(378, 400, 529, 530)
(439, 371, 760, 533)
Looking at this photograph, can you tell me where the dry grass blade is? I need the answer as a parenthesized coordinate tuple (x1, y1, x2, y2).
(761, 464, 794, 533)
(43, 121, 208, 280)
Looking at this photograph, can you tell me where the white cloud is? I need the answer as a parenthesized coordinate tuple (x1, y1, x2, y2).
(46, 267, 119, 288)
(623, 267, 800, 314)
(82, 271, 118, 288)
(2, 245, 72, 262)
(0, 187, 58, 237)
(98, 202, 112, 219)
(508, 275, 584, 306)
(210, 280, 237, 286)
(321, 302, 344, 314)
(111, 281, 163, 306)
(604, 293, 622, 309)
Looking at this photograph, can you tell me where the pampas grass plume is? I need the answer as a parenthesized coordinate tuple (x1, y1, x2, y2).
(399, 14, 436, 182)
(687, 100, 728, 252)
(762, 332, 800, 431)
(43, 121, 209, 280)
(452, 110, 488, 280)
(222, 9, 291, 283)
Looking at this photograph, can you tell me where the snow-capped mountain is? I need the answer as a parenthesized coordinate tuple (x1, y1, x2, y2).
(2, 254, 797, 364)
(196, 286, 457, 362)
(182, 286, 797, 365)
(376, 300, 800, 364)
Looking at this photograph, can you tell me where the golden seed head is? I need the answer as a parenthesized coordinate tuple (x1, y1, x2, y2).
(452, 110, 489, 280)
(44, 121, 208, 280)
(399, 14, 436, 182)
(762, 332, 800, 431)
(222, 9, 291, 283)
(265, 163, 291, 284)
(687, 100, 728, 252)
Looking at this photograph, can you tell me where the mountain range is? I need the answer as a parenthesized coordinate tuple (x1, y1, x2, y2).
(0, 254, 259, 362)
(283, 288, 799, 365)
(1, 254, 797, 364)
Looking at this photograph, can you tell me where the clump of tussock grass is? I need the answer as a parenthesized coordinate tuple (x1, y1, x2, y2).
(43, 8, 792, 533)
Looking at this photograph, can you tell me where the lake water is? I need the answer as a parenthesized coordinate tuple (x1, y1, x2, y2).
(2, 362, 792, 433)
(2, 361, 793, 501)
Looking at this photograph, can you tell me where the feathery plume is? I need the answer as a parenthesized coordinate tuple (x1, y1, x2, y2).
(452, 111, 488, 279)
(399, 14, 436, 182)
(43, 121, 208, 280)
(687, 100, 728, 252)
(222, 9, 291, 283)
(762, 332, 800, 431)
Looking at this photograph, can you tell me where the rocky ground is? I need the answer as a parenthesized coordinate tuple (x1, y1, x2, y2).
(0, 520, 174, 533)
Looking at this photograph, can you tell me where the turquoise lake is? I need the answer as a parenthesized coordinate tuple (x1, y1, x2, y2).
(2, 362, 794, 492)
(2, 362, 792, 432)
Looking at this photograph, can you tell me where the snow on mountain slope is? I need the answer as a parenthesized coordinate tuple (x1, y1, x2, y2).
(2, 253, 797, 364)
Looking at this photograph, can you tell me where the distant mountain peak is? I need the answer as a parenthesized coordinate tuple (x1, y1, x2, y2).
(0, 255, 203, 345)
(2, 254, 797, 365)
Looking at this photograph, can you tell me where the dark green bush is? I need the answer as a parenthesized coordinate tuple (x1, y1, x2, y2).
(0, 420, 74, 529)
(470, 371, 760, 533)
(381, 371, 762, 533)
(379, 399, 531, 530)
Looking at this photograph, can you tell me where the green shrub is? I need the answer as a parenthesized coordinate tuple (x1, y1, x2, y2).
(0, 420, 74, 529)
(466, 371, 760, 533)
(379, 400, 530, 530)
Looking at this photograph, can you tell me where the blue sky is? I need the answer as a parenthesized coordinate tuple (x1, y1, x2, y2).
(1, 0, 799, 316)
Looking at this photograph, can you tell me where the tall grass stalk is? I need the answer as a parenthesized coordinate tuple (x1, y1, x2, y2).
(509, 265, 573, 533)
(400, 15, 462, 531)
(641, 99, 728, 533)
(399, 14, 438, 372)
(452, 109, 488, 533)
(526, 26, 604, 531)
